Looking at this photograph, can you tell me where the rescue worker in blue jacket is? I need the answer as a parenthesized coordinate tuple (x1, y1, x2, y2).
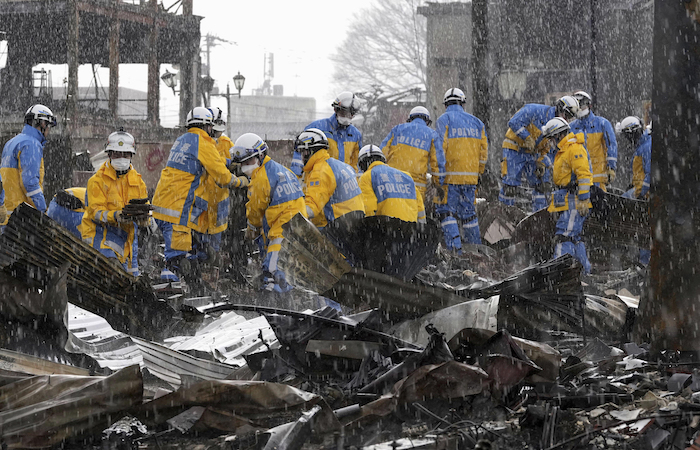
(570, 91, 618, 189)
(542, 117, 593, 274)
(380, 106, 443, 200)
(292, 92, 363, 176)
(619, 115, 651, 266)
(0, 104, 57, 227)
(47, 187, 87, 238)
(499, 96, 580, 212)
(434, 88, 488, 252)
(358, 145, 425, 223)
(82, 130, 149, 276)
(233, 133, 307, 292)
(152, 107, 249, 283)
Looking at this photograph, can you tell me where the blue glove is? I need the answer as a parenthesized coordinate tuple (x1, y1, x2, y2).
(291, 151, 304, 177)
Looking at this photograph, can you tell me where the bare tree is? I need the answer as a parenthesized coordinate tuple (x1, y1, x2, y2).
(331, 0, 427, 94)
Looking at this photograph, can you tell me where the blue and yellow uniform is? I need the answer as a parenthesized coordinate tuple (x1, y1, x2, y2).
(0, 124, 46, 225)
(359, 161, 423, 223)
(47, 187, 86, 238)
(548, 132, 593, 273)
(380, 117, 443, 198)
(294, 115, 362, 174)
(82, 162, 148, 276)
(624, 132, 651, 200)
(570, 111, 618, 188)
(303, 149, 364, 228)
(0, 172, 6, 223)
(152, 128, 244, 264)
(500, 104, 556, 211)
(434, 104, 488, 249)
(247, 155, 306, 291)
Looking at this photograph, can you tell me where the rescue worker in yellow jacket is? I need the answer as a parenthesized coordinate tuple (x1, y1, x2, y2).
(434, 88, 488, 251)
(358, 145, 425, 223)
(570, 91, 618, 190)
(82, 130, 149, 276)
(152, 107, 249, 282)
(0, 172, 6, 225)
(232, 133, 306, 292)
(542, 117, 593, 273)
(0, 104, 57, 227)
(47, 187, 87, 238)
(292, 92, 363, 176)
(380, 106, 442, 199)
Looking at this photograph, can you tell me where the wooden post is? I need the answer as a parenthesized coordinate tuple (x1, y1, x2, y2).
(108, 1, 120, 121)
(67, 0, 80, 127)
(146, 0, 159, 124)
(633, 0, 700, 352)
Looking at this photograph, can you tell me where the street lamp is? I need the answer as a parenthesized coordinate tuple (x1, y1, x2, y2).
(233, 72, 245, 98)
(161, 70, 178, 95)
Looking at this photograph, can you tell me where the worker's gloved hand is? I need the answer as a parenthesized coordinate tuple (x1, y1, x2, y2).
(228, 161, 242, 176)
(244, 226, 258, 240)
(0, 204, 7, 224)
(535, 160, 546, 178)
(232, 176, 249, 189)
(290, 151, 304, 177)
(535, 181, 553, 194)
(122, 202, 153, 221)
(434, 183, 446, 199)
(115, 210, 129, 223)
(607, 168, 616, 184)
(523, 135, 537, 153)
(575, 199, 590, 217)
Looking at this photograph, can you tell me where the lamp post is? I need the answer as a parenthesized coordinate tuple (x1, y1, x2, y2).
(233, 72, 245, 98)
(161, 69, 178, 95)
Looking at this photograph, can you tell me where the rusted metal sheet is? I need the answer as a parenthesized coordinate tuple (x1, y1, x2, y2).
(0, 204, 176, 341)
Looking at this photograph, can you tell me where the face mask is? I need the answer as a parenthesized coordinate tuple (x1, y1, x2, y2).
(576, 108, 590, 119)
(337, 115, 353, 126)
(111, 158, 131, 172)
(241, 160, 260, 177)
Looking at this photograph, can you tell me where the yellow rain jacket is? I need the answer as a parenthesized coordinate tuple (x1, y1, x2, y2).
(203, 134, 234, 234)
(81, 161, 148, 268)
(359, 161, 423, 222)
(380, 118, 441, 197)
(152, 128, 243, 233)
(548, 132, 593, 213)
(246, 156, 306, 249)
(434, 104, 488, 185)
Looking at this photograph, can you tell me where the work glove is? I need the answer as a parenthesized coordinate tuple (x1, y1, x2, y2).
(228, 161, 242, 176)
(523, 135, 537, 153)
(434, 183, 446, 199)
(244, 226, 259, 240)
(290, 151, 304, 177)
(607, 168, 616, 184)
(575, 199, 590, 217)
(535, 160, 546, 178)
(115, 211, 129, 223)
(232, 175, 249, 189)
(0, 204, 6, 224)
(122, 202, 153, 221)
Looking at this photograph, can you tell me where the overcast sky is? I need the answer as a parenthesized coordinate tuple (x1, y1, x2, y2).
(27, 0, 376, 127)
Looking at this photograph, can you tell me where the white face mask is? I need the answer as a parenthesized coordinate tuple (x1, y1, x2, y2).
(337, 115, 353, 126)
(111, 158, 131, 172)
(241, 160, 260, 177)
(576, 108, 590, 119)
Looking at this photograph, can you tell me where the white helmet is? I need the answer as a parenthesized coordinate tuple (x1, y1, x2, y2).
(105, 129, 136, 154)
(443, 88, 466, 105)
(617, 116, 643, 134)
(294, 128, 328, 153)
(408, 106, 431, 125)
(572, 91, 592, 107)
(208, 106, 226, 132)
(541, 117, 571, 139)
(25, 104, 57, 127)
(231, 133, 268, 163)
(555, 95, 580, 121)
(186, 106, 214, 128)
(332, 92, 361, 116)
(358, 144, 385, 172)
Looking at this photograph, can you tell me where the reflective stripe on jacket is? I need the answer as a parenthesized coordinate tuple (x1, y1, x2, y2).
(570, 111, 618, 183)
(246, 155, 306, 240)
(435, 104, 488, 185)
(81, 162, 148, 265)
(303, 149, 364, 228)
(381, 118, 443, 195)
(152, 128, 236, 233)
(359, 161, 421, 222)
(0, 124, 47, 223)
(631, 132, 651, 198)
(548, 133, 593, 213)
(502, 104, 555, 152)
(305, 114, 362, 171)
